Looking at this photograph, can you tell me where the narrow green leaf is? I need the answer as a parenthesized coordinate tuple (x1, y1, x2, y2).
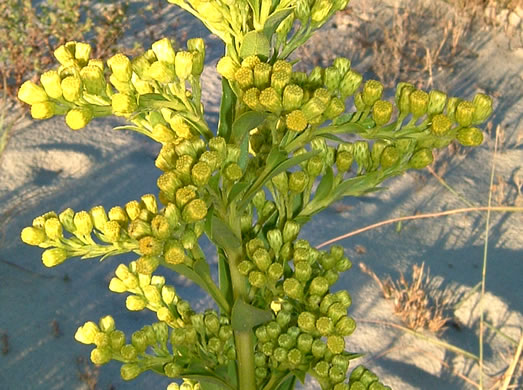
(238, 133, 250, 170)
(166, 263, 211, 295)
(218, 79, 236, 141)
(210, 212, 242, 249)
(320, 133, 345, 143)
(218, 250, 233, 308)
(240, 31, 271, 60)
(312, 167, 334, 204)
(228, 181, 250, 204)
(231, 299, 273, 331)
(276, 375, 297, 390)
(333, 112, 356, 125)
(194, 258, 211, 278)
(231, 111, 268, 143)
(262, 8, 294, 40)
(138, 93, 185, 110)
(268, 150, 319, 179)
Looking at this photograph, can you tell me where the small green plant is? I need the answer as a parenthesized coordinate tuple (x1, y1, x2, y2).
(18, 1, 493, 389)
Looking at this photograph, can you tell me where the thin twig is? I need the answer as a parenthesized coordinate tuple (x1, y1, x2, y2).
(315, 206, 523, 248)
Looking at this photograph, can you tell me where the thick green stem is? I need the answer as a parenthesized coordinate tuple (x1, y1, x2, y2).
(226, 243, 256, 390)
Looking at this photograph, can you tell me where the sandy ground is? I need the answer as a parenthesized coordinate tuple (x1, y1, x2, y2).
(0, 1, 522, 389)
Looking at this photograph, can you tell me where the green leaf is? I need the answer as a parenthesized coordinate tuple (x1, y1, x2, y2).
(238, 133, 250, 170)
(231, 111, 268, 143)
(138, 93, 185, 110)
(268, 150, 319, 180)
(276, 375, 297, 390)
(240, 31, 270, 60)
(194, 258, 211, 278)
(231, 299, 273, 332)
(209, 212, 242, 250)
(166, 263, 211, 295)
(333, 112, 356, 125)
(320, 133, 345, 143)
(228, 181, 250, 204)
(218, 79, 236, 141)
(312, 167, 334, 204)
(262, 8, 294, 40)
(218, 250, 233, 308)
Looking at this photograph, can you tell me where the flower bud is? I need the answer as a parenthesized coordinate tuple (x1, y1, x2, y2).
(253, 248, 272, 272)
(109, 277, 127, 293)
(108, 53, 132, 82)
(271, 71, 291, 95)
(65, 107, 93, 130)
(151, 124, 176, 144)
(409, 90, 429, 118)
(175, 51, 194, 80)
(336, 316, 356, 336)
(112, 93, 137, 115)
(235, 67, 254, 90)
(253, 63, 271, 89)
(283, 220, 300, 242)
(31, 101, 56, 122)
(54, 44, 75, 67)
(121, 363, 142, 380)
(108, 206, 128, 224)
(286, 110, 308, 132)
(75, 321, 100, 344)
(312, 339, 327, 358)
(42, 247, 67, 267)
(446, 97, 462, 122)
(302, 96, 326, 120)
(362, 80, 384, 107)
(60, 76, 83, 102)
(217, 56, 239, 80)
(324, 66, 341, 91)
(267, 229, 283, 255)
(152, 38, 176, 64)
(353, 141, 371, 173)
(408, 148, 433, 169)
(148, 61, 175, 83)
(43, 217, 63, 240)
(164, 362, 184, 378)
(224, 162, 243, 181)
(21, 226, 47, 245)
(139, 235, 164, 258)
(339, 70, 363, 99)
(295, 261, 312, 282)
(287, 348, 303, 366)
(182, 199, 207, 223)
(396, 83, 415, 116)
(298, 312, 316, 333)
(307, 155, 324, 177)
(314, 360, 330, 378)
(267, 262, 283, 281)
(74, 42, 91, 65)
(354, 92, 366, 111)
(371, 100, 393, 126)
(73, 211, 93, 235)
(91, 347, 111, 365)
(457, 127, 483, 147)
(455, 101, 476, 127)
(39, 71, 62, 99)
(309, 276, 329, 296)
(336, 150, 353, 173)
(249, 270, 267, 288)
(243, 88, 263, 111)
(283, 278, 303, 300)
(316, 316, 334, 336)
(126, 295, 147, 311)
(323, 97, 345, 120)
(164, 240, 187, 265)
(429, 113, 452, 136)
(259, 87, 283, 114)
(289, 171, 308, 193)
(472, 93, 493, 124)
(428, 90, 447, 116)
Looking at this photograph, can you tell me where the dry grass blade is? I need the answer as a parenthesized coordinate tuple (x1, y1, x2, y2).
(359, 262, 451, 333)
(500, 333, 523, 390)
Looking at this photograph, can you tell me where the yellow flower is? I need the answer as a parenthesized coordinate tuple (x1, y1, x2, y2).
(65, 107, 93, 130)
(18, 81, 48, 105)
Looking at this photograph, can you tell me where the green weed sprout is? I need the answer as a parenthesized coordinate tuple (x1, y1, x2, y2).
(19, 1, 492, 389)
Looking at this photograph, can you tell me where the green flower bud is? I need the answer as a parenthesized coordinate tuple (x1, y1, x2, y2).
(267, 263, 284, 281)
(362, 80, 384, 107)
(327, 334, 345, 354)
(301, 96, 326, 120)
(126, 295, 147, 311)
(332, 57, 350, 77)
(324, 66, 341, 91)
(349, 365, 366, 383)
(396, 83, 415, 116)
(336, 150, 354, 173)
(311, 0, 332, 24)
(329, 365, 346, 384)
(360, 370, 379, 387)
(283, 278, 303, 300)
(224, 162, 243, 181)
(209, 136, 227, 158)
(292, 71, 307, 85)
(312, 339, 327, 358)
(289, 171, 308, 193)
(152, 38, 176, 64)
(108, 53, 132, 82)
(408, 148, 433, 169)
(175, 51, 193, 80)
(370, 140, 388, 170)
(472, 93, 493, 124)
(316, 316, 334, 336)
(135, 255, 160, 275)
(354, 93, 366, 111)
(218, 324, 233, 341)
(121, 363, 142, 381)
(238, 260, 255, 276)
(353, 141, 371, 172)
(90, 347, 111, 365)
(164, 362, 184, 378)
(277, 333, 294, 350)
(377, 145, 399, 169)
(108, 330, 125, 351)
(455, 101, 476, 127)
(148, 61, 175, 83)
(167, 384, 181, 390)
(283, 220, 300, 242)
(189, 161, 211, 187)
(339, 70, 363, 99)
(273, 346, 287, 363)
(336, 316, 356, 336)
(253, 248, 272, 272)
(282, 85, 305, 112)
(325, 269, 339, 286)
(314, 360, 330, 378)
(98, 315, 115, 333)
(457, 127, 483, 147)
(138, 235, 163, 256)
(298, 312, 317, 333)
(217, 56, 240, 80)
(242, 87, 263, 111)
(75, 322, 100, 345)
(307, 155, 324, 177)
(199, 150, 219, 172)
(323, 97, 345, 120)
(309, 276, 329, 296)
(253, 63, 272, 89)
(430, 113, 452, 136)
(295, 261, 312, 282)
(235, 67, 254, 90)
(182, 199, 207, 223)
(18, 80, 49, 105)
(286, 109, 308, 132)
(93, 332, 110, 349)
(372, 100, 393, 126)
(112, 93, 137, 115)
(446, 97, 462, 122)
(271, 71, 292, 95)
(287, 348, 303, 366)
(293, 247, 309, 263)
(249, 270, 267, 288)
(259, 87, 283, 114)
(204, 312, 220, 334)
(264, 230, 282, 257)
(165, 240, 188, 265)
(428, 90, 447, 116)
(334, 290, 352, 308)
(409, 90, 429, 118)
(39, 71, 62, 99)
(175, 186, 196, 209)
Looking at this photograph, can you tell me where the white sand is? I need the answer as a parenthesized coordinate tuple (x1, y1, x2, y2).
(0, 1, 522, 389)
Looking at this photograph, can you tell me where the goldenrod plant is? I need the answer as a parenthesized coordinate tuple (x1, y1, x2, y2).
(19, 1, 493, 389)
